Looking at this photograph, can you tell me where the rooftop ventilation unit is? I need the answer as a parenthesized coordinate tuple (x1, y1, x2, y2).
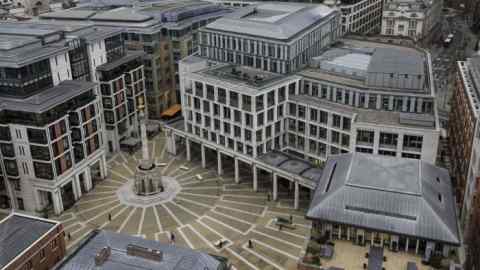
(95, 246, 111, 266)
(127, 244, 163, 262)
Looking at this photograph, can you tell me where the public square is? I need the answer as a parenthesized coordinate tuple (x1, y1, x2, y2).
(53, 131, 312, 270)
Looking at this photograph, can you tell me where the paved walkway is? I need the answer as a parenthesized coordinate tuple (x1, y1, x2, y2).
(54, 132, 311, 270)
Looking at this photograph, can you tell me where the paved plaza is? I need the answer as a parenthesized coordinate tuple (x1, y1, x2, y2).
(54, 132, 312, 270)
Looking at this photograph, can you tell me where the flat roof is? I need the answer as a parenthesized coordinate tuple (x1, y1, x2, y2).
(289, 95, 436, 129)
(306, 153, 460, 245)
(258, 150, 323, 183)
(96, 51, 145, 71)
(0, 213, 60, 269)
(0, 80, 97, 113)
(56, 230, 225, 270)
(204, 2, 336, 40)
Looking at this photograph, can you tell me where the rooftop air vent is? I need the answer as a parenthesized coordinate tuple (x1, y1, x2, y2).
(95, 246, 111, 266)
(127, 244, 163, 262)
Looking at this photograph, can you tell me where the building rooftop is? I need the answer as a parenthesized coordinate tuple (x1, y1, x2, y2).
(306, 153, 460, 245)
(193, 63, 300, 95)
(204, 2, 336, 40)
(0, 80, 97, 113)
(40, 0, 231, 31)
(258, 150, 323, 183)
(290, 95, 436, 129)
(55, 230, 227, 270)
(0, 213, 60, 269)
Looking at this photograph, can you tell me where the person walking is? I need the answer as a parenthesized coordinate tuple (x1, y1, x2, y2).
(108, 213, 112, 221)
(170, 232, 176, 244)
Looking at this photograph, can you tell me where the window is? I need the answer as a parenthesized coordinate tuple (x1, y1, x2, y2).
(379, 132, 398, 148)
(319, 111, 328, 124)
(356, 130, 374, 145)
(403, 135, 423, 151)
(332, 115, 341, 128)
(379, 150, 396, 156)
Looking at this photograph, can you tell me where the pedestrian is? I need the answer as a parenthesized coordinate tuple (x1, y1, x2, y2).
(108, 213, 112, 221)
(279, 224, 282, 231)
(170, 232, 175, 244)
(67, 233, 71, 241)
(267, 193, 270, 202)
(289, 215, 293, 224)
(248, 239, 253, 249)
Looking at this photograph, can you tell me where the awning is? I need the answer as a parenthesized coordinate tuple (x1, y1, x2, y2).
(161, 104, 181, 117)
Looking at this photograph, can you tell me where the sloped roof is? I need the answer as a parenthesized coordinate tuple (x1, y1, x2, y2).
(0, 214, 59, 269)
(306, 153, 460, 245)
(56, 230, 225, 270)
(204, 2, 335, 40)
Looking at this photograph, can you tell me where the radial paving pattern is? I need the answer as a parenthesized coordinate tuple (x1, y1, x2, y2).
(54, 133, 312, 270)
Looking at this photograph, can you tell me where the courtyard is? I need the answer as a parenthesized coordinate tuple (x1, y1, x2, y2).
(53, 131, 312, 270)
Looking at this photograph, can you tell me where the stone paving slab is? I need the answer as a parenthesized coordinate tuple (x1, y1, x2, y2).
(229, 245, 276, 270)
(103, 206, 134, 232)
(216, 201, 264, 214)
(249, 231, 301, 256)
(200, 217, 242, 242)
(141, 207, 160, 237)
(155, 204, 180, 231)
(164, 202, 197, 224)
(77, 200, 120, 221)
(173, 199, 210, 216)
(214, 206, 259, 224)
(190, 221, 222, 243)
(176, 194, 218, 206)
(254, 226, 305, 246)
(222, 195, 266, 205)
(120, 207, 142, 235)
(220, 249, 256, 270)
(88, 204, 125, 228)
(206, 211, 252, 233)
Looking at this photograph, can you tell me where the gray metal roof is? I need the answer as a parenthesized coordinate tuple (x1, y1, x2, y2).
(0, 214, 58, 269)
(56, 230, 224, 270)
(204, 2, 336, 40)
(306, 153, 460, 245)
(96, 51, 145, 71)
(0, 80, 97, 113)
(368, 47, 424, 75)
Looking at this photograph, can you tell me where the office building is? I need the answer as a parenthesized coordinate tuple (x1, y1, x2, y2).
(306, 153, 460, 258)
(205, 0, 383, 35)
(197, 2, 341, 73)
(448, 57, 480, 268)
(0, 22, 147, 214)
(40, 0, 232, 119)
(165, 3, 440, 209)
(0, 213, 66, 270)
(55, 230, 229, 270)
(381, 0, 443, 43)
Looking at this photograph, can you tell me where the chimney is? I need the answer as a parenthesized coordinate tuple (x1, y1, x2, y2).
(126, 244, 163, 262)
(95, 246, 111, 266)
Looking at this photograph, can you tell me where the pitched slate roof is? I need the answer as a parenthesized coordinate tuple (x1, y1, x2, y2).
(56, 230, 226, 270)
(306, 153, 460, 245)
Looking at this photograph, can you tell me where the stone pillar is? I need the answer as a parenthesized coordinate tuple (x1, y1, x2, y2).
(415, 239, 420, 254)
(234, 158, 240, 183)
(405, 238, 410, 252)
(100, 155, 107, 179)
(186, 139, 191, 161)
(52, 190, 64, 215)
(201, 144, 206, 168)
(273, 174, 278, 201)
(84, 167, 93, 191)
(217, 151, 223, 175)
(73, 177, 82, 201)
(252, 164, 258, 191)
(294, 181, 299, 209)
